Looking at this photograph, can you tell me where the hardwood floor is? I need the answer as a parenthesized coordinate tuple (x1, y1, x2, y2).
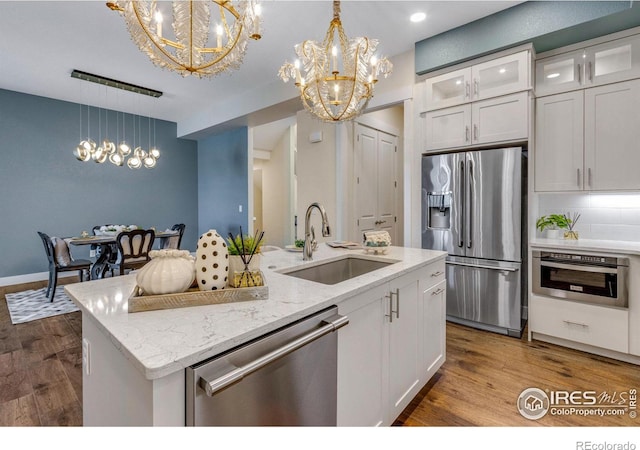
(1, 281, 638, 427)
(395, 322, 639, 427)
(0, 280, 83, 426)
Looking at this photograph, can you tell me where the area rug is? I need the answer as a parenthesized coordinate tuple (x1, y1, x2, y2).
(4, 287, 79, 324)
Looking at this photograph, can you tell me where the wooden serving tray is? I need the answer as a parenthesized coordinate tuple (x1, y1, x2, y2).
(128, 284, 269, 313)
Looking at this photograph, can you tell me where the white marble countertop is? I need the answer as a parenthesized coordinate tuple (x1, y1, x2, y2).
(65, 245, 446, 380)
(530, 238, 640, 255)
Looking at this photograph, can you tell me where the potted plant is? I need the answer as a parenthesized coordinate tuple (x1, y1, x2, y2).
(536, 214, 570, 239)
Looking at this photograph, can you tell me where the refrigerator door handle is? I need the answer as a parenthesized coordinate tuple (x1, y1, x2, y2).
(466, 160, 473, 249)
(447, 261, 519, 272)
(457, 160, 464, 248)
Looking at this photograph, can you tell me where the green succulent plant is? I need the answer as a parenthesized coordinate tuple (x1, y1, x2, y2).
(535, 214, 572, 232)
(226, 234, 263, 255)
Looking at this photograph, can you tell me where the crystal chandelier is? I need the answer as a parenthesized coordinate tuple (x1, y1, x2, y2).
(107, 0, 262, 78)
(278, 0, 392, 122)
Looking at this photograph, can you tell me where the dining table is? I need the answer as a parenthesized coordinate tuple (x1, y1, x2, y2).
(68, 229, 179, 280)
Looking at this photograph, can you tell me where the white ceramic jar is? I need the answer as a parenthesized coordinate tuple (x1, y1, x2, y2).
(135, 249, 196, 295)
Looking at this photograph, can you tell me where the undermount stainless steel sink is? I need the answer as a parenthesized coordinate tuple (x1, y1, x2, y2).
(280, 256, 397, 285)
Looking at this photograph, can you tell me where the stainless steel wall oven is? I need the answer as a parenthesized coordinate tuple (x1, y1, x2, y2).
(532, 251, 628, 308)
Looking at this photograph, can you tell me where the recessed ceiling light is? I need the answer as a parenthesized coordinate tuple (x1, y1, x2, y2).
(546, 72, 560, 79)
(410, 12, 426, 23)
(499, 68, 506, 74)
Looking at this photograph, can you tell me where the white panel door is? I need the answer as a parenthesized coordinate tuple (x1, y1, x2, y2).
(535, 91, 584, 192)
(355, 124, 398, 243)
(355, 126, 378, 234)
(584, 79, 640, 191)
(377, 131, 397, 243)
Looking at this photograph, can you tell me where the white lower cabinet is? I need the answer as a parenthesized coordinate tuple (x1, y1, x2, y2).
(337, 260, 446, 426)
(422, 280, 446, 380)
(530, 295, 629, 354)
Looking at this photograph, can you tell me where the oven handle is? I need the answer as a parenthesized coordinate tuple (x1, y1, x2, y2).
(198, 313, 349, 397)
(540, 261, 618, 274)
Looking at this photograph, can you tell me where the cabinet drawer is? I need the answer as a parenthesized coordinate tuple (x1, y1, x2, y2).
(422, 260, 446, 290)
(530, 295, 628, 353)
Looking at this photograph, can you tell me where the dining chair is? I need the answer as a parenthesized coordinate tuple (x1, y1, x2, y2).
(37, 231, 92, 302)
(108, 229, 155, 276)
(161, 223, 186, 249)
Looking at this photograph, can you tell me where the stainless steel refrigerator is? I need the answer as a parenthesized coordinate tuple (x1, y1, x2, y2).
(422, 147, 527, 337)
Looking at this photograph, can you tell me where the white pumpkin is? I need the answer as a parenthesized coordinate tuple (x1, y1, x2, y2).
(136, 249, 196, 295)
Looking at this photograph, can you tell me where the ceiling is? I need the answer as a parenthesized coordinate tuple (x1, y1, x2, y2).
(0, 1, 521, 138)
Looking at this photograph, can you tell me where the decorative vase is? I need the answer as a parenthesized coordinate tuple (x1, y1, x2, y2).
(195, 229, 229, 291)
(135, 249, 195, 296)
(229, 254, 263, 288)
(564, 230, 579, 240)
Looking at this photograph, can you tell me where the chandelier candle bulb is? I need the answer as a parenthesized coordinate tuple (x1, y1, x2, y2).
(216, 25, 223, 49)
(332, 46, 338, 73)
(155, 12, 162, 38)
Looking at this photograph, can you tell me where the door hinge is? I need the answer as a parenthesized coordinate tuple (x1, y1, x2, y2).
(395, 216, 397, 223)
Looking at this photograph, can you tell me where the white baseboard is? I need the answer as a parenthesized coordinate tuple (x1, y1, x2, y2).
(0, 271, 75, 287)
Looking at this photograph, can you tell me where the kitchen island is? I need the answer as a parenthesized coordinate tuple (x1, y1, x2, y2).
(65, 245, 446, 426)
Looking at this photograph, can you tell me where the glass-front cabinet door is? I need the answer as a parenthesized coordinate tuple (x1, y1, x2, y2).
(587, 34, 640, 87)
(472, 51, 530, 101)
(424, 67, 472, 111)
(536, 34, 640, 97)
(535, 50, 585, 97)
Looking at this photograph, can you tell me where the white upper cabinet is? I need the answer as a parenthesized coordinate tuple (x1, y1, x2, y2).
(424, 50, 531, 111)
(584, 79, 640, 191)
(536, 34, 640, 97)
(535, 78, 640, 192)
(423, 92, 528, 152)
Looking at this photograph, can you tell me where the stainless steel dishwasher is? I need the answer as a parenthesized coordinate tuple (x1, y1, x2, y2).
(186, 306, 348, 426)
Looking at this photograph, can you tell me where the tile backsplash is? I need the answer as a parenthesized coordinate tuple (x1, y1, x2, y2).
(537, 193, 640, 242)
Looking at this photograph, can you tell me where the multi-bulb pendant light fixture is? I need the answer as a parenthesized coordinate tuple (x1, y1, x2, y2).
(72, 70, 161, 169)
(278, 0, 392, 122)
(107, 0, 262, 78)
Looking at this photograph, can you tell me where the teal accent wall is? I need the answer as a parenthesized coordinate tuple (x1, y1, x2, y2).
(197, 127, 249, 241)
(0, 88, 198, 279)
(415, 1, 640, 75)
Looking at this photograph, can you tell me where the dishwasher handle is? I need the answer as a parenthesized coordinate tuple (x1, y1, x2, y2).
(199, 313, 349, 397)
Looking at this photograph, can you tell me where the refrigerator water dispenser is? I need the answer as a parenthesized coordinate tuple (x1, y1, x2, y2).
(426, 192, 451, 229)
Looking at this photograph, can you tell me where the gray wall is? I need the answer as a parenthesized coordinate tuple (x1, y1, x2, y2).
(197, 127, 249, 241)
(415, 1, 640, 75)
(0, 88, 198, 279)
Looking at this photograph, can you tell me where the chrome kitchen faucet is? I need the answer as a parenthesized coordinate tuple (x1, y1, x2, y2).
(303, 202, 331, 261)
